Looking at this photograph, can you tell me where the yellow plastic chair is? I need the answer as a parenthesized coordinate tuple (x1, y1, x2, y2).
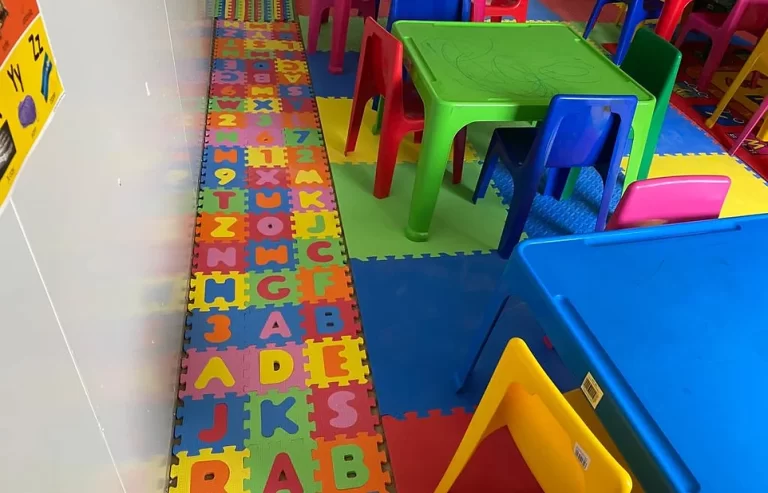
(706, 30, 768, 140)
(435, 338, 632, 493)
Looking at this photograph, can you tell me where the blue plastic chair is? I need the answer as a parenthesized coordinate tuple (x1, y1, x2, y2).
(583, 0, 664, 65)
(386, 0, 464, 30)
(473, 95, 638, 259)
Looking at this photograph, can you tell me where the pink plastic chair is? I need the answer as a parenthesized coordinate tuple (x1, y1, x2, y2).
(730, 98, 768, 155)
(674, 0, 768, 89)
(606, 175, 731, 230)
(307, 0, 377, 74)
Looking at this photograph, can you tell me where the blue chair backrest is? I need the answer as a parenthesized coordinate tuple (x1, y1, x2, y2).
(386, 0, 463, 30)
(530, 95, 637, 171)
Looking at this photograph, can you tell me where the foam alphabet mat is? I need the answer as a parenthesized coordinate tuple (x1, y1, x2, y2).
(170, 20, 390, 493)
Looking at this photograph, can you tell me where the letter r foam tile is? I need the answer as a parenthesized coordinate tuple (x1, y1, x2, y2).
(172, 19, 390, 493)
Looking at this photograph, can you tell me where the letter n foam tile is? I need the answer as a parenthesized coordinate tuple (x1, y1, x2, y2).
(308, 382, 379, 440)
(171, 448, 249, 493)
(313, 434, 391, 493)
(304, 336, 369, 388)
(174, 394, 248, 455)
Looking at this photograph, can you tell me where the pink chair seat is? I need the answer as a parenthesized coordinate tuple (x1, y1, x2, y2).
(606, 175, 731, 230)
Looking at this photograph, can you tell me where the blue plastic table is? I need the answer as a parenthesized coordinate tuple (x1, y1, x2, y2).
(456, 215, 768, 492)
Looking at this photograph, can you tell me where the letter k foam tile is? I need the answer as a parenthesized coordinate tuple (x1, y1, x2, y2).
(170, 19, 390, 493)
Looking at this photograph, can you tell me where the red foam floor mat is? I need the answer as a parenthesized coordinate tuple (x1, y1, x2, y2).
(382, 410, 543, 493)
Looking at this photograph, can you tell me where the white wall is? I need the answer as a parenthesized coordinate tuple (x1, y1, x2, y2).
(0, 0, 212, 491)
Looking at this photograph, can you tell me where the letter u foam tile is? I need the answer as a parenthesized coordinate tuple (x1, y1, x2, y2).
(170, 20, 391, 493)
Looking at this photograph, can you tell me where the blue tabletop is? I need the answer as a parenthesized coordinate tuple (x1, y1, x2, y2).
(516, 214, 768, 492)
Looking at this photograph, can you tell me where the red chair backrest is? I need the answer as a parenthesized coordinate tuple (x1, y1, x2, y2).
(356, 17, 406, 107)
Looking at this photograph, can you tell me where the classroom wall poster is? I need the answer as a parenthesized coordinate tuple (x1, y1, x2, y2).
(0, 1, 63, 208)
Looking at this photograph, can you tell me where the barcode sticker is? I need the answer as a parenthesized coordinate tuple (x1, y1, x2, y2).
(581, 372, 604, 409)
(574, 442, 591, 470)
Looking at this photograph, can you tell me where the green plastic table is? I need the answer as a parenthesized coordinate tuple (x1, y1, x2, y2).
(392, 21, 656, 241)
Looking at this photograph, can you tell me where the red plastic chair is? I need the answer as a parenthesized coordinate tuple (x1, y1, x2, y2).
(465, 0, 528, 22)
(345, 17, 467, 199)
(674, 0, 768, 89)
(606, 175, 731, 230)
(307, 0, 378, 74)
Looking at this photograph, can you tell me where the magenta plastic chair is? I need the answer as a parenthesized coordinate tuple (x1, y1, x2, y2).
(307, 0, 377, 74)
(606, 175, 731, 230)
(674, 0, 768, 89)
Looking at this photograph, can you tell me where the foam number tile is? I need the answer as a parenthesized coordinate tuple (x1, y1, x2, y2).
(284, 128, 323, 147)
(245, 239, 296, 272)
(186, 308, 247, 351)
(308, 382, 379, 440)
(245, 389, 314, 442)
(179, 347, 248, 399)
(285, 146, 325, 165)
(299, 300, 361, 341)
(193, 242, 249, 273)
(246, 145, 286, 167)
(189, 272, 249, 311)
(297, 265, 353, 304)
(170, 448, 248, 493)
(313, 434, 391, 493)
(304, 336, 370, 388)
(209, 111, 248, 129)
(174, 395, 249, 454)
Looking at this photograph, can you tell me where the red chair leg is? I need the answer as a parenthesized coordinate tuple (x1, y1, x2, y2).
(414, 131, 423, 144)
(373, 119, 406, 198)
(345, 92, 370, 155)
(452, 127, 467, 185)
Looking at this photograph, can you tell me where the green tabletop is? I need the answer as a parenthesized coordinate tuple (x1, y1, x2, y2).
(392, 21, 655, 241)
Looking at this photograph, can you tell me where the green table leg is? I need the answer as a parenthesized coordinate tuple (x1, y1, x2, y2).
(622, 109, 652, 193)
(405, 105, 459, 242)
(636, 107, 666, 182)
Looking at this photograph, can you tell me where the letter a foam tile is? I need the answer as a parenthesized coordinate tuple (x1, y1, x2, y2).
(170, 19, 390, 493)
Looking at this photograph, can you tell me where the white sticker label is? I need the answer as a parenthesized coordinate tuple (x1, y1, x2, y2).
(581, 372, 604, 409)
(574, 442, 591, 470)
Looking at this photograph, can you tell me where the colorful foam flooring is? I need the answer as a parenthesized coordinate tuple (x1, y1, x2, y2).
(171, 1, 768, 492)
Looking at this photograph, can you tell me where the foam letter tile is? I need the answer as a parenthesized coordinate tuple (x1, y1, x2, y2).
(243, 304, 304, 347)
(199, 188, 248, 214)
(193, 242, 249, 274)
(304, 336, 369, 388)
(245, 438, 320, 493)
(247, 270, 300, 308)
(248, 187, 291, 214)
(294, 239, 345, 269)
(299, 300, 361, 341)
(245, 239, 297, 273)
(244, 342, 309, 393)
(248, 212, 293, 242)
(196, 213, 248, 243)
(244, 389, 314, 443)
(245, 167, 290, 189)
(170, 447, 249, 493)
(296, 265, 353, 304)
(174, 394, 248, 454)
(289, 187, 336, 213)
(313, 434, 391, 493)
(291, 211, 341, 240)
(189, 272, 249, 312)
(180, 347, 247, 399)
(308, 382, 378, 440)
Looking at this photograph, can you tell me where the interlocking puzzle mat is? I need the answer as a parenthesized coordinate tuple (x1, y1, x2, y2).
(672, 42, 768, 182)
(170, 20, 390, 493)
(209, 0, 294, 22)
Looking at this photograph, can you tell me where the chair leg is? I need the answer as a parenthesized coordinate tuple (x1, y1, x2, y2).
(414, 130, 423, 144)
(730, 97, 768, 155)
(454, 286, 511, 391)
(373, 115, 406, 198)
(614, 2, 645, 64)
(705, 64, 755, 128)
(498, 182, 537, 258)
(452, 127, 468, 185)
(697, 39, 729, 89)
(307, 7, 328, 54)
(583, 0, 606, 40)
(472, 133, 500, 203)
(345, 91, 370, 155)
